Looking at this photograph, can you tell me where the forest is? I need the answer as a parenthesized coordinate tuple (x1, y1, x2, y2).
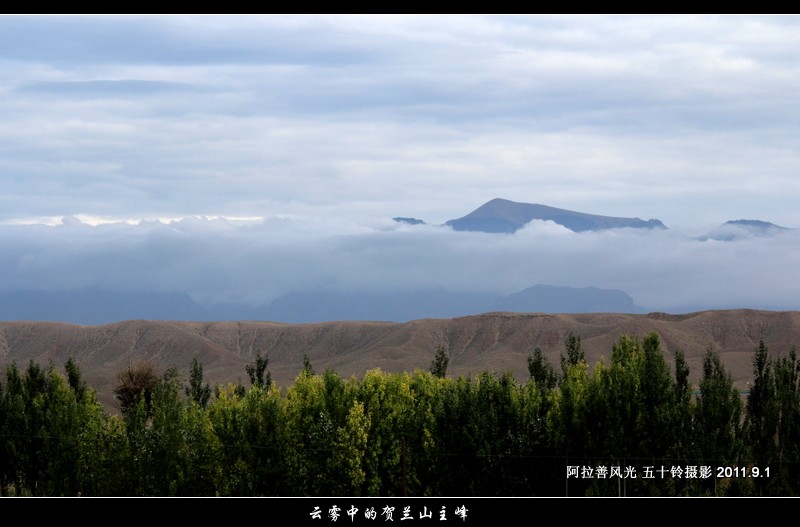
(0, 332, 798, 497)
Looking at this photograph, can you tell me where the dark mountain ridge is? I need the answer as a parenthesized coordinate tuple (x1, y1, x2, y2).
(444, 198, 667, 233)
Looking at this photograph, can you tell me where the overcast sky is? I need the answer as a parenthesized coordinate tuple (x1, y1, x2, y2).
(1, 15, 799, 313)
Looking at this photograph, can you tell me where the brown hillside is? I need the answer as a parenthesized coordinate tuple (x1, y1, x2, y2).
(1, 310, 798, 411)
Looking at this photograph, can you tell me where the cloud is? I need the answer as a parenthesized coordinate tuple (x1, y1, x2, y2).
(0, 216, 798, 313)
(0, 16, 799, 229)
(0, 15, 799, 314)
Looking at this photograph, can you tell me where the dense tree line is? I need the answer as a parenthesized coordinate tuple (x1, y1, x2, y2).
(0, 333, 798, 496)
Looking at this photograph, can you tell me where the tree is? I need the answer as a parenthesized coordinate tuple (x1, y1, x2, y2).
(746, 339, 777, 486)
(185, 357, 211, 408)
(283, 369, 339, 494)
(694, 346, 744, 495)
(129, 367, 188, 495)
(673, 349, 691, 409)
(582, 335, 645, 493)
(0, 360, 107, 496)
(331, 401, 370, 495)
(246, 351, 271, 388)
(430, 345, 449, 378)
(551, 359, 590, 495)
(470, 370, 525, 495)
(302, 354, 315, 377)
(519, 369, 557, 496)
(527, 347, 556, 390)
(526, 345, 557, 480)
(560, 331, 585, 379)
(113, 361, 158, 416)
(638, 333, 675, 463)
(669, 349, 694, 473)
(206, 382, 285, 496)
(64, 357, 87, 403)
(771, 346, 800, 494)
(358, 369, 420, 496)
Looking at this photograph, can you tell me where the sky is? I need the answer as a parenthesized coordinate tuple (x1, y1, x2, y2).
(1, 15, 799, 314)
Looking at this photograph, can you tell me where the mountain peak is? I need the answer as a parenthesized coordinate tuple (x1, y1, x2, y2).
(700, 219, 789, 241)
(725, 219, 787, 230)
(445, 198, 667, 233)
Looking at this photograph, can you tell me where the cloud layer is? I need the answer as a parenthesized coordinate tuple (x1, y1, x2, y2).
(1, 16, 799, 315)
(1, 216, 798, 313)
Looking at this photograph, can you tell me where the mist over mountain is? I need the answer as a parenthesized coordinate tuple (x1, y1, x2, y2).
(444, 198, 667, 233)
(1, 199, 798, 323)
(0, 289, 208, 324)
(699, 219, 790, 241)
(0, 284, 643, 325)
(393, 217, 426, 226)
(492, 284, 645, 314)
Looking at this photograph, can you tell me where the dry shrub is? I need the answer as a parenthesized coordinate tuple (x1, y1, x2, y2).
(113, 361, 158, 415)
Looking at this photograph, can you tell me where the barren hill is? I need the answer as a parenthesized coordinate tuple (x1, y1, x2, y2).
(1, 309, 797, 411)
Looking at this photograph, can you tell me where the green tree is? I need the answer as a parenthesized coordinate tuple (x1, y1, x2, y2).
(560, 331, 585, 379)
(120, 367, 180, 495)
(772, 346, 800, 494)
(430, 345, 449, 378)
(206, 385, 256, 495)
(527, 346, 556, 392)
(432, 375, 475, 495)
(283, 369, 338, 494)
(638, 333, 676, 466)
(302, 354, 315, 376)
(1, 363, 28, 494)
(582, 335, 646, 495)
(746, 339, 778, 495)
(177, 402, 221, 495)
(64, 357, 87, 403)
(0, 360, 105, 496)
(668, 348, 694, 485)
(406, 370, 442, 496)
(550, 359, 590, 496)
(519, 371, 556, 495)
(185, 357, 211, 408)
(470, 370, 525, 495)
(246, 351, 272, 388)
(358, 369, 418, 496)
(331, 400, 370, 495)
(76, 412, 129, 496)
(694, 346, 744, 495)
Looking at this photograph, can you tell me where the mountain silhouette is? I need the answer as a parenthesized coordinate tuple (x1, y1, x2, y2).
(445, 198, 667, 233)
(699, 219, 789, 241)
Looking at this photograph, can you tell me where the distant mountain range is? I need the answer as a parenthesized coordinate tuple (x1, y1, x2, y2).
(0, 289, 206, 325)
(1, 199, 792, 325)
(442, 198, 667, 233)
(0, 284, 645, 325)
(492, 284, 641, 313)
(395, 198, 792, 240)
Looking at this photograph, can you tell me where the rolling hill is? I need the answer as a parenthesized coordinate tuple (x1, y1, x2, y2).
(1, 309, 796, 411)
